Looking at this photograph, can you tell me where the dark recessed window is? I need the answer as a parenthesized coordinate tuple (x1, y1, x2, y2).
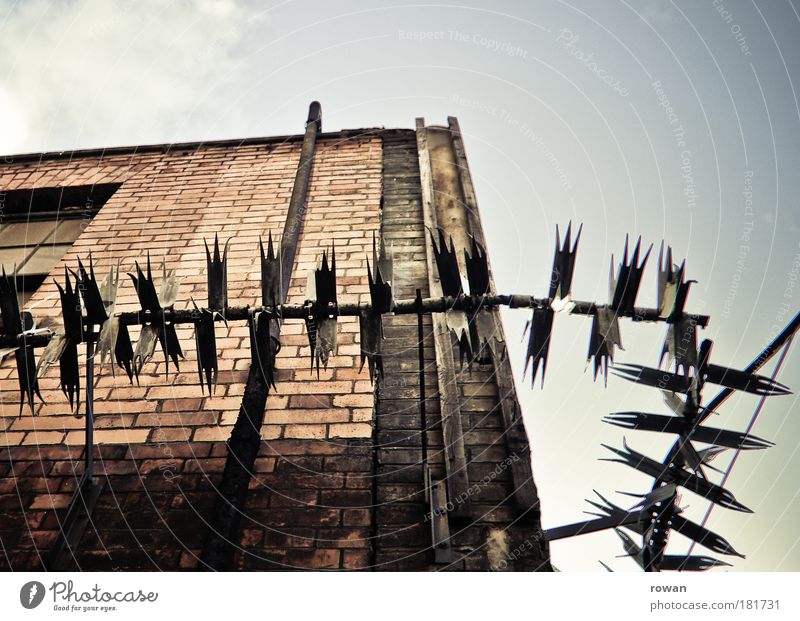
(0, 183, 121, 306)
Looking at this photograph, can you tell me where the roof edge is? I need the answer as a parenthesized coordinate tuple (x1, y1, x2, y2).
(1, 127, 413, 165)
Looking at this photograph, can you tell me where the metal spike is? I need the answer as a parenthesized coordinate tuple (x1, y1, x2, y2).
(603, 411, 772, 450)
(193, 302, 222, 395)
(367, 233, 393, 314)
(305, 245, 338, 375)
(610, 236, 652, 313)
(549, 222, 582, 301)
(359, 308, 382, 384)
(249, 309, 277, 391)
(659, 555, 731, 571)
(260, 232, 282, 308)
(670, 514, 743, 557)
(54, 268, 82, 412)
(657, 242, 673, 314)
(205, 234, 229, 312)
(430, 228, 463, 298)
(602, 438, 752, 513)
(0, 270, 44, 414)
(588, 306, 622, 384)
(133, 325, 158, 376)
(37, 333, 68, 378)
(523, 306, 554, 388)
(114, 323, 137, 384)
(77, 253, 108, 325)
(464, 236, 490, 296)
(661, 315, 698, 373)
(128, 255, 183, 375)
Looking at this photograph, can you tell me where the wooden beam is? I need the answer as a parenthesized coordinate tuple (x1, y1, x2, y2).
(447, 116, 539, 512)
(415, 118, 471, 519)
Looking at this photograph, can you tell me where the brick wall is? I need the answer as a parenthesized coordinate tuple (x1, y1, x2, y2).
(1, 134, 381, 445)
(0, 127, 548, 571)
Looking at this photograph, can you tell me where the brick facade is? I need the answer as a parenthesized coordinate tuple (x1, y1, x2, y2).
(0, 122, 549, 570)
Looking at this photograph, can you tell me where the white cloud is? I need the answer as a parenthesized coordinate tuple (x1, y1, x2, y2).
(0, 0, 267, 153)
(0, 85, 27, 153)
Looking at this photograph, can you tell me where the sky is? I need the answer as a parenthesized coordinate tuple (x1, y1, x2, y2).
(1, 0, 799, 572)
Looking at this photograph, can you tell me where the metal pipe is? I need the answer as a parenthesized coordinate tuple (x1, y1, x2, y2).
(84, 332, 95, 480)
(0, 296, 712, 350)
(200, 101, 321, 571)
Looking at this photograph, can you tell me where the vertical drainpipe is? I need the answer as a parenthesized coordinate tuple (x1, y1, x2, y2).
(200, 102, 321, 571)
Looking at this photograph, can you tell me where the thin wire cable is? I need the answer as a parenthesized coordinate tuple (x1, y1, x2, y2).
(685, 335, 795, 557)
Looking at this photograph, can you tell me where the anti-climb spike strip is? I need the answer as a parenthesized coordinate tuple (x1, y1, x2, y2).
(54, 267, 82, 411)
(305, 244, 338, 375)
(260, 232, 282, 309)
(601, 438, 752, 513)
(523, 307, 554, 388)
(550, 222, 581, 302)
(523, 224, 581, 388)
(2, 224, 795, 573)
(94, 261, 136, 383)
(603, 412, 773, 451)
(658, 243, 695, 323)
(128, 254, 183, 377)
(205, 234, 229, 313)
(610, 235, 652, 314)
(587, 306, 621, 385)
(429, 228, 472, 364)
(0, 268, 44, 414)
(464, 236, 490, 297)
(248, 232, 281, 391)
(463, 236, 504, 363)
(193, 303, 222, 395)
(360, 234, 393, 383)
(192, 236, 229, 395)
(430, 228, 463, 298)
(612, 359, 791, 396)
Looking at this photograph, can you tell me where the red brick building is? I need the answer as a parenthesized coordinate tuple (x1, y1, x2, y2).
(0, 105, 549, 571)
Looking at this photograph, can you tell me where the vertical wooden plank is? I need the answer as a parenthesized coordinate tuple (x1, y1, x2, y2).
(415, 118, 471, 518)
(447, 116, 540, 512)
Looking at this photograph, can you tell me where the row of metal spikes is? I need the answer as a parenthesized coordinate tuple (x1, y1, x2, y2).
(523, 224, 700, 387)
(3, 224, 763, 419)
(544, 337, 790, 571)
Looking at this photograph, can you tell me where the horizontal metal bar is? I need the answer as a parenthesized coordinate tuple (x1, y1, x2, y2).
(0, 295, 710, 349)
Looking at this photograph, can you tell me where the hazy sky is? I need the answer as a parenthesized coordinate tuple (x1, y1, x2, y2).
(1, 0, 799, 571)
